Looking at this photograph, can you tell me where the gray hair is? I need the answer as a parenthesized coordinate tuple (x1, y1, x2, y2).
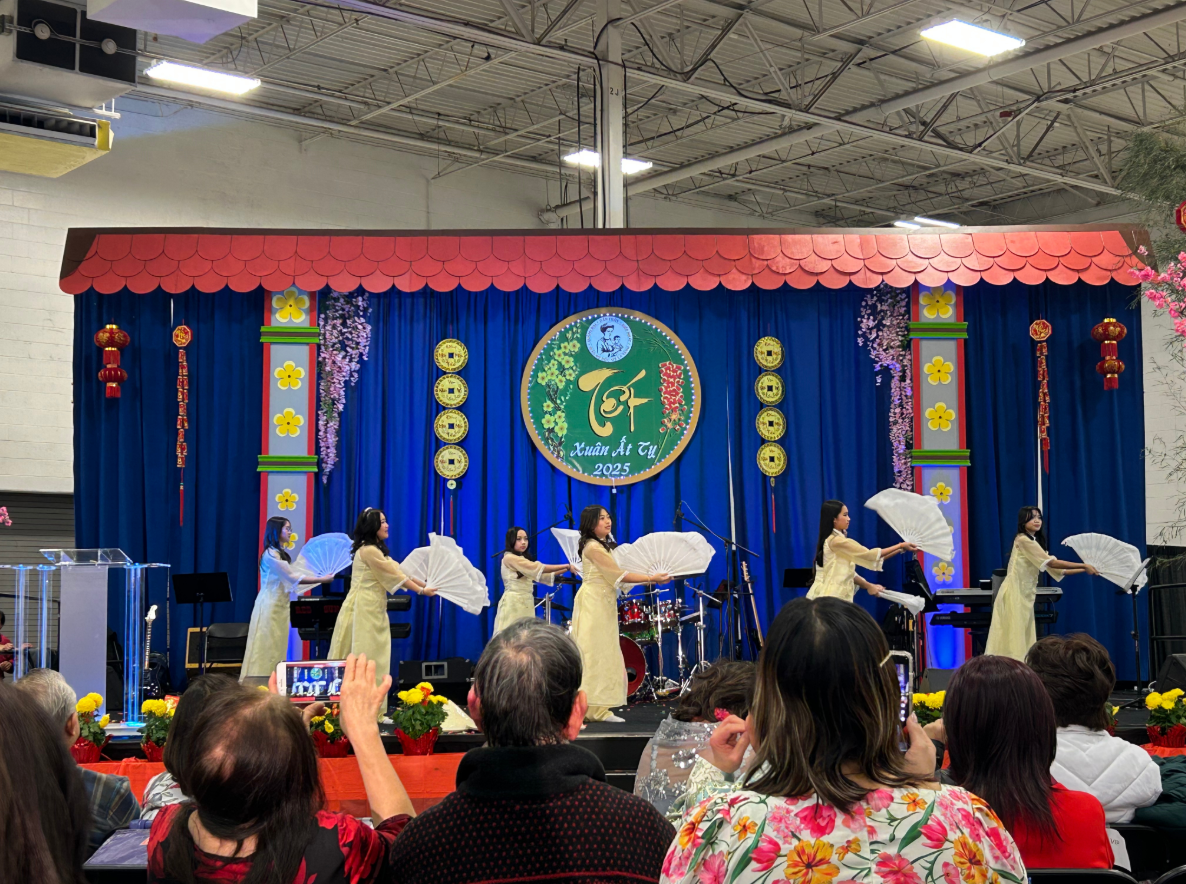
(473, 620, 582, 746)
(13, 669, 77, 728)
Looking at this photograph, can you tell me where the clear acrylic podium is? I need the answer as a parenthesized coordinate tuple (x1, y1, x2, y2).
(40, 549, 170, 725)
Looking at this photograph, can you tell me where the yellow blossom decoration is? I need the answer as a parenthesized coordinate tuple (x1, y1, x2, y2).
(930, 481, 952, 504)
(925, 402, 955, 431)
(282, 530, 298, 551)
(398, 688, 426, 706)
(429, 695, 448, 705)
(324, 722, 334, 734)
(275, 360, 305, 390)
(98, 714, 110, 729)
(275, 489, 299, 511)
(77, 696, 98, 714)
(273, 289, 309, 323)
(274, 408, 304, 437)
(1147, 692, 1164, 710)
(933, 561, 955, 584)
(921, 287, 955, 319)
(311, 715, 325, 724)
(924, 356, 954, 385)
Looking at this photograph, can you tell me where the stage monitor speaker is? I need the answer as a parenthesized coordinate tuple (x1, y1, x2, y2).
(184, 627, 243, 673)
(920, 669, 955, 692)
(1157, 654, 1186, 693)
(398, 657, 472, 706)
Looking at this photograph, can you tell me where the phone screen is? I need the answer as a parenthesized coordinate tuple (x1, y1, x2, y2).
(890, 652, 913, 752)
(277, 660, 345, 701)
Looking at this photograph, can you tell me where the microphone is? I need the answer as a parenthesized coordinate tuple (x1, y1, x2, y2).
(673, 501, 685, 529)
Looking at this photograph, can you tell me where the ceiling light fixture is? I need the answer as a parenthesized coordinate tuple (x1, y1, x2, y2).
(621, 158, 653, 174)
(913, 216, 961, 229)
(145, 61, 261, 96)
(563, 150, 653, 174)
(893, 220, 921, 230)
(920, 20, 1025, 57)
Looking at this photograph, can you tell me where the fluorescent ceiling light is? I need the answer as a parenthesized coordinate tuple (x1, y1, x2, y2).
(145, 61, 261, 96)
(920, 20, 1025, 56)
(563, 150, 653, 174)
(893, 220, 921, 229)
(913, 216, 961, 229)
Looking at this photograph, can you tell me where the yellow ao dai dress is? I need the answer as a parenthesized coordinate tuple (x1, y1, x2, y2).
(570, 542, 629, 721)
(328, 544, 409, 690)
(985, 534, 1064, 660)
(805, 529, 884, 602)
(240, 549, 306, 680)
(492, 554, 555, 636)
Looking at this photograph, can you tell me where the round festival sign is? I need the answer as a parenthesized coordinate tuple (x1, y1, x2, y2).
(521, 309, 701, 486)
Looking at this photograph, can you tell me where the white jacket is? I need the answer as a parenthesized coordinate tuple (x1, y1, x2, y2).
(1050, 725, 1162, 823)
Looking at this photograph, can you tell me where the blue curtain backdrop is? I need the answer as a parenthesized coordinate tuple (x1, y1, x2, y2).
(73, 279, 1145, 683)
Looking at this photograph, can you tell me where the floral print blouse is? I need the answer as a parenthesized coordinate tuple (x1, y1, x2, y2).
(661, 783, 1026, 884)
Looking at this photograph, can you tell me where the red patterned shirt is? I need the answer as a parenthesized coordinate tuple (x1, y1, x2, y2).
(148, 803, 410, 884)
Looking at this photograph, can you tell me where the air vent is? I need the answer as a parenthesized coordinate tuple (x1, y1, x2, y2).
(0, 103, 111, 176)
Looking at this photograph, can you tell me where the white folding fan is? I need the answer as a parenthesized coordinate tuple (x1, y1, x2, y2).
(612, 531, 715, 578)
(1062, 533, 1148, 592)
(864, 488, 955, 563)
(878, 589, 926, 617)
(293, 532, 353, 578)
(401, 534, 490, 615)
(551, 527, 583, 576)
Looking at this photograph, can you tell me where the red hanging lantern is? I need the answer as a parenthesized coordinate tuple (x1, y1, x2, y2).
(93, 324, 130, 398)
(1091, 317, 1126, 390)
(1030, 319, 1052, 473)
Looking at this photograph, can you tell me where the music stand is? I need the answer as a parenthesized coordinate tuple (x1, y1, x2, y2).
(172, 573, 232, 676)
(290, 598, 343, 660)
(1120, 557, 1152, 699)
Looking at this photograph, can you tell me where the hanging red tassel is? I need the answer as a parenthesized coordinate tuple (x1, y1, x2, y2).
(1030, 321, 1052, 474)
(173, 325, 192, 525)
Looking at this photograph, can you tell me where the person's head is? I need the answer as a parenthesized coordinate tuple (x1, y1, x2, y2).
(351, 507, 390, 557)
(672, 660, 756, 723)
(746, 598, 916, 806)
(0, 681, 88, 884)
(468, 619, 586, 746)
(505, 526, 531, 556)
(814, 500, 848, 567)
(600, 323, 613, 337)
(162, 684, 324, 884)
(1026, 634, 1115, 731)
(162, 673, 238, 777)
(945, 655, 1057, 837)
(577, 505, 614, 557)
(262, 516, 293, 564)
(13, 668, 79, 746)
(1016, 505, 1047, 550)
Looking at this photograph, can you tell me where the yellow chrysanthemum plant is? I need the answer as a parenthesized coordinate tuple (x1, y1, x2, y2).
(1146, 689, 1186, 745)
(309, 703, 351, 757)
(392, 681, 449, 744)
(140, 698, 176, 759)
(912, 690, 945, 726)
(76, 692, 110, 748)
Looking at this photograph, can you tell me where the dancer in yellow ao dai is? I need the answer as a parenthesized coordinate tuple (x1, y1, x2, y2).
(493, 526, 570, 635)
(986, 505, 1096, 660)
(328, 508, 436, 699)
(806, 500, 916, 601)
(240, 516, 334, 680)
(570, 505, 670, 723)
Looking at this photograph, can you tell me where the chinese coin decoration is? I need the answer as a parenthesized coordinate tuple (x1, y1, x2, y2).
(520, 309, 701, 486)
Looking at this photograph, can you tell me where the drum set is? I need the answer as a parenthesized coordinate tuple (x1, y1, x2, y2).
(615, 585, 711, 700)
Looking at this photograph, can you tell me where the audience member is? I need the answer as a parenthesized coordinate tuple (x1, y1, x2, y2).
(943, 654, 1113, 869)
(148, 653, 412, 884)
(1027, 634, 1161, 823)
(0, 680, 89, 883)
(661, 598, 1026, 884)
(635, 660, 755, 820)
(14, 668, 139, 856)
(388, 619, 675, 884)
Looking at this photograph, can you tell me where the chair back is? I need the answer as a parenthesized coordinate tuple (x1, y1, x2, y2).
(1110, 823, 1167, 882)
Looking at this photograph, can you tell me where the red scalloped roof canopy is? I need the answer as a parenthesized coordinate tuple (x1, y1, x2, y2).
(58, 225, 1151, 295)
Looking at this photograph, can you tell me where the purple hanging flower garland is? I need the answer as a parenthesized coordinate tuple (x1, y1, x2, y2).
(857, 284, 914, 490)
(318, 291, 372, 481)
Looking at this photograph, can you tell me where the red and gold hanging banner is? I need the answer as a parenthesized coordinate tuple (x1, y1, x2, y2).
(1030, 319, 1052, 474)
(94, 324, 130, 398)
(1091, 317, 1126, 391)
(173, 325, 192, 525)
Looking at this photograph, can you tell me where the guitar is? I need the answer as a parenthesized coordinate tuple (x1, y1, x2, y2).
(740, 561, 764, 653)
(143, 605, 165, 700)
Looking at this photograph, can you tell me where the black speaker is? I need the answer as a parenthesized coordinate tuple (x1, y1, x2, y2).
(398, 657, 473, 706)
(1157, 654, 1186, 692)
(920, 668, 955, 692)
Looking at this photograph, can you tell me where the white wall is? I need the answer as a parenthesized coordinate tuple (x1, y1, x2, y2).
(0, 98, 781, 495)
(1144, 295, 1186, 546)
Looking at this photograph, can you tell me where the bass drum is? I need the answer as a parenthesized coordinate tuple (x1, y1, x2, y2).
(620, 635, 647, 697)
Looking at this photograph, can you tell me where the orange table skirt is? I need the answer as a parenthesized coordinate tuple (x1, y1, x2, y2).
(1143, 745, 1186, 757)
(81, 754, 463, 816)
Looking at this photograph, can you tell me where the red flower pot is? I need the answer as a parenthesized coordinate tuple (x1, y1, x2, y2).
(312, 730, 351, 758)
(70, 736, 109, 764)
(396, 727, 439, 755)
(1148, 723, 1186, 747)
(142, 740, 165, 762)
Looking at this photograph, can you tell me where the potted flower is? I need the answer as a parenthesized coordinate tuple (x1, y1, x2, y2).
(1105, 703, 1119, 737)
(1146, 689, 1186, 746)
(72, 692, 110, 763)
(309, 704, 351, 758)
(392, 682, 449, 755)
(140, 698, 174, 761)
(912, 690, 944, 726)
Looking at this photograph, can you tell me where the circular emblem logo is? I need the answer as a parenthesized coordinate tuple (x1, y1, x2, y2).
(172, 325, 192, 348)
(434, 339, 468, 372)
(756, 407, 786, 441)
(434, 409, 468, 443)
(584, 315, 633, 363)
(757, 442, 787, 477)
(434, 445, 469, 479)
(309, 667, 323, 680)
(753, 336, 784, 370)
(755, 372, 785, 406)
(521, 309, 701, 486)
(434, 374, 468, 407)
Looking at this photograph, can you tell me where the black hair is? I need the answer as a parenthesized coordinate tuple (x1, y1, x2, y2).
(351, 507, 391, 558)
(577, 504, 615, 559)
(1016, 505, 1048, 551)
(672, 660, 756, 722)
(504, 526, 533, 578)
(162, 673, 238, 778)
(261, 516, 292, 565)
(814, 500, 845, 567)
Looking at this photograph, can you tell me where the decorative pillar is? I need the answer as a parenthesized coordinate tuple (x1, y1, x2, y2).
(910, 281, 971, 669)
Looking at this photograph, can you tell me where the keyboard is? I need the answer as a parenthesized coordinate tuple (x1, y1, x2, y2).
(930, 610, 1059, 628)
(930, 586, 1061, 630)
(933, 587, 1063, 605)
